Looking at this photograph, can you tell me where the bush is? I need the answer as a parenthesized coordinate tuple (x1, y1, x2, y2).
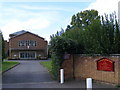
(51, 54, 60, 80)
(50, 36, 78, 80)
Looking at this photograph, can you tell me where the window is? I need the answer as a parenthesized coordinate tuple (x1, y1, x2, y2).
(19, 40, 37, 47)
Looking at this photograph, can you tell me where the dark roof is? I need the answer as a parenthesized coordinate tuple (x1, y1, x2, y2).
(9, 30, 27, 37)
(9, 30, 46, 41)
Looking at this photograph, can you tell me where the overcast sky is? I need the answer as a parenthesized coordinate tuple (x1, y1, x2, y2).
(0, 0, 120, 42)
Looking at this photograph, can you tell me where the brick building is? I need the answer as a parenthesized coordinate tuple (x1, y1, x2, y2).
(8, 30, 48, 60)
(4, 40, 9, 57)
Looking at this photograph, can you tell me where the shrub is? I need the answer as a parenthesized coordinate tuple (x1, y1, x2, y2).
(50, 36, 77, 80)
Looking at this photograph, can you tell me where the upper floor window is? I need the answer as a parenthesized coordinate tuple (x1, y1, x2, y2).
(19, 40, 37, 47)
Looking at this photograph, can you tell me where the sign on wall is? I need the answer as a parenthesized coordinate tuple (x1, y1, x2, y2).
(97, 58, 114, 71)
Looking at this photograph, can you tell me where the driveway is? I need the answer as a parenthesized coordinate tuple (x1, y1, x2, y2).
(2, 60, 56, 88)
(2, 60, 116, 88)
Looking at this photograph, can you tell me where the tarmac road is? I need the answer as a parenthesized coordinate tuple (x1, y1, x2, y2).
(2, 60, 56, 88)
(2, 60, 116, 89)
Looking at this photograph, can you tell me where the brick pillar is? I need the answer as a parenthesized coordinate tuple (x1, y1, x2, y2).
(62, 55, 74, 80)
(118, 56, 120, 85)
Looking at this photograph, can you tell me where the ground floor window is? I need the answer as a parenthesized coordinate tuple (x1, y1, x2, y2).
(19, 52, 36, 59)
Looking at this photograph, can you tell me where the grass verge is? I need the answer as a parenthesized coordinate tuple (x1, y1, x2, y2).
(40, 61, 52, 73)
(2, 61, 19, 72)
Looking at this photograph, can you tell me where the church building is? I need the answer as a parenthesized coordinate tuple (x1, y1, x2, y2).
(8, 30, 48, 60)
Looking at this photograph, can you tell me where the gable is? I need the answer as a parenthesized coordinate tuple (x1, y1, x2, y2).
(9, 30, 27, 38)
(9, 32, 46, 41)
(9, 32, 47, 49)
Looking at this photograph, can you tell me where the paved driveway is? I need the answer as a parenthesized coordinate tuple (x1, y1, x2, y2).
(2, 60, 116, 88)
(3, 60, 53, 84)
(2, 60, 57, 88)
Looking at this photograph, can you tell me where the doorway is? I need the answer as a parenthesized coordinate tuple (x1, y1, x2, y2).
(19, 52, 36, 59)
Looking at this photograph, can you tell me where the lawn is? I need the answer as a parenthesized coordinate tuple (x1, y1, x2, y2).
(40, 61, 52, 72)
(2, 61, 20, 72)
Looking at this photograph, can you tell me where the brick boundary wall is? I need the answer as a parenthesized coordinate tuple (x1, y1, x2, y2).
(62, 55, 74, 80)
(62, 54, 120, 85)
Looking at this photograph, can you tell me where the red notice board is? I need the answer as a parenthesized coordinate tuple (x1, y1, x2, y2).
(97, 58, 114, 71)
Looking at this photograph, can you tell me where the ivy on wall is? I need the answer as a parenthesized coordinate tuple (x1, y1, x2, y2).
(49, 36, 77, 80)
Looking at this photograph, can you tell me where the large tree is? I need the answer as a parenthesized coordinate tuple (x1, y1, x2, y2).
(69, 9, 100, 29)
(63, 10, 120, 54)
(63, 10, 101, 54)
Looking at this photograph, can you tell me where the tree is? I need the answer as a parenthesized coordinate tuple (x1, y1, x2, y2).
(0, 31, 5, 61)
(69, 10, 100, 29)
(62, 10, 101, 54)
(62, 10, 120, 54)
(100, 13, 120, 54)
(0, 31, 2, 62)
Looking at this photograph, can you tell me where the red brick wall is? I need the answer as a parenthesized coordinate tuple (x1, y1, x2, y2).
(9, 32, 48, 59)
(9, 33, 47, 49)
(62, 54, 120, 85)
(62, 55, 73, 80)
(4, 40, 9, 57)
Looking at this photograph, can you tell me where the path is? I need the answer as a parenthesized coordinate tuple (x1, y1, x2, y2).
(2, 60, 55, 88)
(2, 60, 116, 88)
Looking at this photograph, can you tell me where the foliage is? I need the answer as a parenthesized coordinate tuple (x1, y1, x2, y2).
(2, 35, 5, 61)
(50, 36, 78, 54)
(49, 36, 77, 80)
(51, 53, 60, 80)
(0, 32, 2, 73)
(0, 31, 5, 61)
(49, 9, 120, 80)
(115, 85, 120, 88)
(70, 9, 100, 29)
(62, 10, 120, 54)
(0, 32, 2, 62)
(62, 10, 101, 54)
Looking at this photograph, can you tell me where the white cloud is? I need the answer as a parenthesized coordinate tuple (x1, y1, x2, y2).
(0, 3, 62, 41)
(1, 18, 51, 40)
(1, 1, 102, 42)
(85, 0, 119, 16)
(0, 0, 94, 2)
(18, 5, 69, 11)
(23, 18, 50, 29)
